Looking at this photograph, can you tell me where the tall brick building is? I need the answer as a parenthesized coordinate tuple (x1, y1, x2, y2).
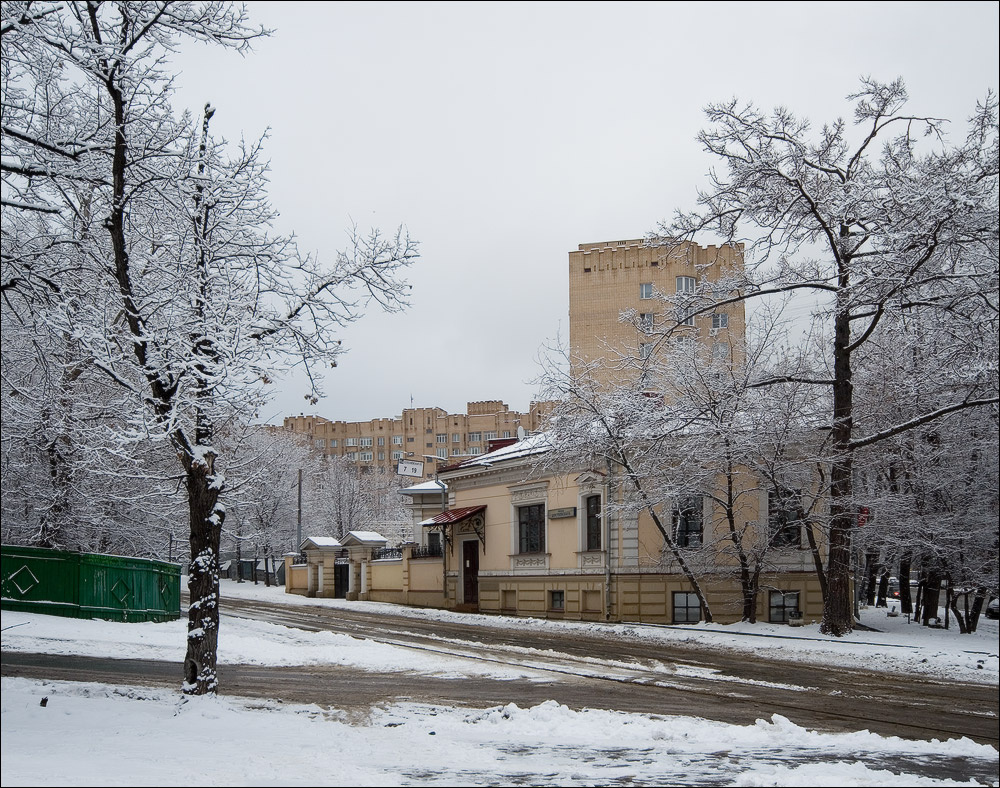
(568, 238, 745, 383)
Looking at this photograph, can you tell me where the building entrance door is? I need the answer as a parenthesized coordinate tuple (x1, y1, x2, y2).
(462, 540, 479, 605)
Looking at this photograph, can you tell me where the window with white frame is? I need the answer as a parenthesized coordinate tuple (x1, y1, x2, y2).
(436, 434, 447, 444)
(712, 313, 729, 329)
(639, 312, 654, 331)
(330, 439, 338, 447)
(345, 438, 358, 447)
(468, 447, 482, 455)
(378, 436, 385, 446)
(360, 451, 373, 462)
(359, 437, 373, 447)
(378, 452, 385, 461)
(518, 503, 545, 553)
(672, 496, 703, 547)
(436, 448, 447, 459)
(672, 591, 701, 624)
(640, 342, 653, 360)
(502, 431, 511, 439)
(346, 452, 357, 460)
(392, 435, 403, 445)
(484, 431, 497, 441)
(468, 432, 481, 442)
(639, 282, 655, 299)
(452, 433, 461, 443)
(585, 494, 601, 551)
(391, 451, 403, 461)
(769, 591, 800, 623)
(676, 276, 696, 293)
(451, 448, 462, 456)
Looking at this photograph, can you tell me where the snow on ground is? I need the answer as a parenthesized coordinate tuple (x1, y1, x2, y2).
(2, 580, 998, 787)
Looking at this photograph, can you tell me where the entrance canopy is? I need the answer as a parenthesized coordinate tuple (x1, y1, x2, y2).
(421, 505, 487, 549)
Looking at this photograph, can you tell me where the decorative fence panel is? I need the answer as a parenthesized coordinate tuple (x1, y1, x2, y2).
(1, 544, 181, 622)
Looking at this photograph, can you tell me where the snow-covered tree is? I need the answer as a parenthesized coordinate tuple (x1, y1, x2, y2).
(658, 79, 999, 635)
(1, 2, 417, 693)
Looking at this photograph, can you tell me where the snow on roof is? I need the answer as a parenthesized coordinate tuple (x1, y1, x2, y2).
(400, 480, 448, 494)
(444, 431, 552, 472)
(344, 530, 388, 545)
(299, 536, 342, 550)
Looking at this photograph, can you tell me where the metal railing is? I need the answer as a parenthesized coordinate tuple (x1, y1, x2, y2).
(410, 544, 443, 559)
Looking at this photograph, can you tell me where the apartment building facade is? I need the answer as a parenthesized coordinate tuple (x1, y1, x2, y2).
(283, 401, 551, 481)
(568, 238, 746, 382)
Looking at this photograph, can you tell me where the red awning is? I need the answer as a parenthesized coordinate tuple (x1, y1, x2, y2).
(422, 505, 486, 526)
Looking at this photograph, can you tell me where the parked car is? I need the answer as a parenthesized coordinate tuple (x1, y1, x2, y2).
(986, 598, 999, 620)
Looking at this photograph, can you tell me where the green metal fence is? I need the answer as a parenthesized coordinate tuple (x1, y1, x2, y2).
(1, 545, 181, 622)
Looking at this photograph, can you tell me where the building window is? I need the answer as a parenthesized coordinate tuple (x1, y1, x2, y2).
(436, 448, 447, 459)
(518, 504, 545, 554)
(640, 282, 655, 299)
(330, 439, 338, 448)
(436, 434, 447, 444)
(360, 451, 373, 462)
(345, 437, 358, 447)
(378, 436, 385, 446)
(639, 312, 654, 331)
(769, 591, 800, 623)
(679, 311, 695, 327)
(712, 313, 729, 329)
(427, 531, 441, 552)
(468, 447, 482, 455)
(391, 451, 403, 461)
(360, 437, 373, 447)
(392, 435, 403, 445)
(468, 432, 481, 443)
(585, 495, 601, 551)
(451, 448, 462, 456)
(346, 452, 357, 460)
(676, 276, 696, 294)
(673, 496, 703, 547)
(640, 342, 653, 360)
(485, 431, 498, 441)
(502, 430, 511, 439)
(452, 433, 461, 443)
(378, 452, 385, 461)
(549, 590, 565, 611)
(768, 488, 804, 548)
(672, 591, 701, 624)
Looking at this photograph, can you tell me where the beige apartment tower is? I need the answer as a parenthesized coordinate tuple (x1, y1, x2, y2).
(568, 238, 746, 383)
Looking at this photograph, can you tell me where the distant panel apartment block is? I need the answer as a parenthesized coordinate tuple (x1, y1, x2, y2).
(284, 401, 552, 479)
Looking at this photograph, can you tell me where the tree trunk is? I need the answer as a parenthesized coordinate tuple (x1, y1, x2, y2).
(183, 456, 223, 695)
(821, 255, 856, 637)
(898, 554, 913, 615)
(922, 570, 942, 626)
(876, 573, 889, 608)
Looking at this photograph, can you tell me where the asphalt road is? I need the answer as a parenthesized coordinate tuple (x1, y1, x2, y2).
(3, 593, 998, 750)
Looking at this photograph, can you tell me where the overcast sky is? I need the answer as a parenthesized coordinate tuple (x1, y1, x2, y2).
(167, 1, 999, 424)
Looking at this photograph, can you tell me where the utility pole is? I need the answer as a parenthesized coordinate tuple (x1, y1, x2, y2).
(296, 468, 303, 552)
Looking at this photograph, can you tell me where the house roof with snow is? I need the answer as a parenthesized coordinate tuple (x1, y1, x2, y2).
(400, 480, 449, 495)
(341, 530, 388, 546)
(438, 431, 552, 475)
(299, 536, 343, 551)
